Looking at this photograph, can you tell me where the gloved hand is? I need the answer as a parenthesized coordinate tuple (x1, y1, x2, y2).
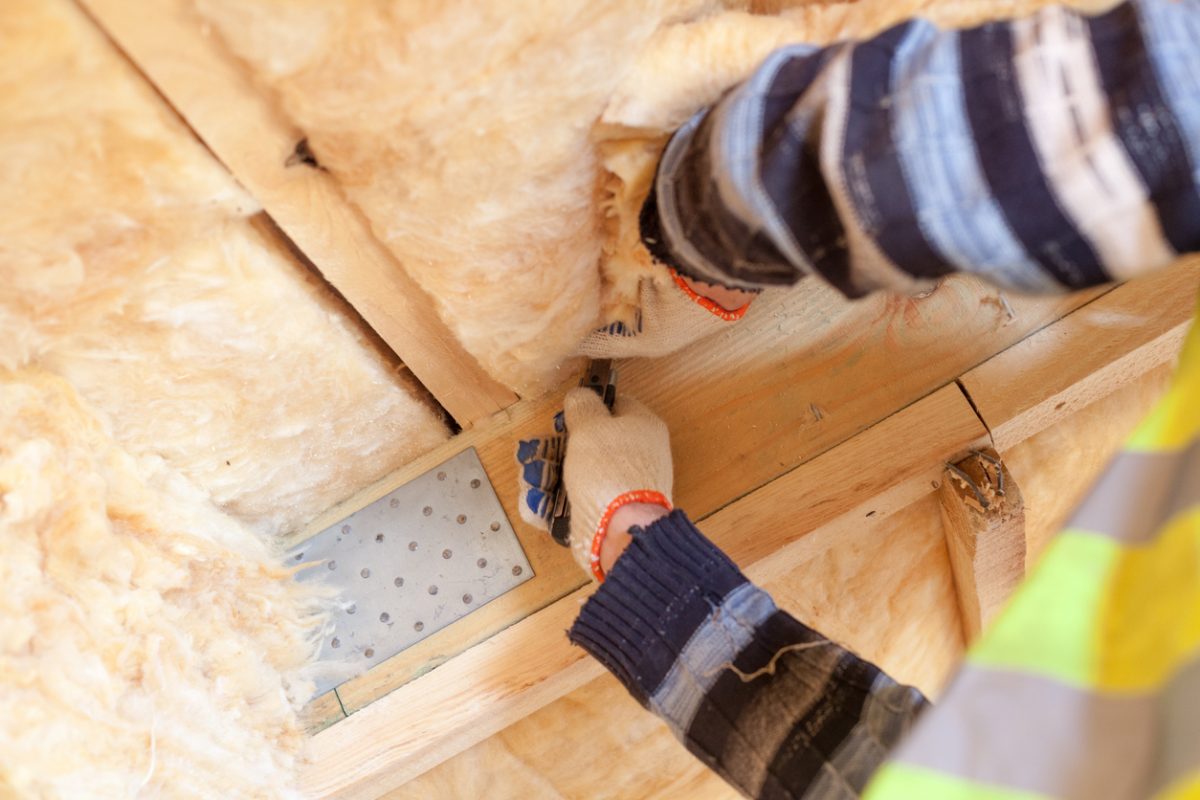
(560, 388, 673, 580)
(516, 388, 673, 581)
(576, 269, 755, 360)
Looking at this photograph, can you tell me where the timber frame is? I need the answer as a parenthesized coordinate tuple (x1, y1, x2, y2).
(73, 1, 1200, 796)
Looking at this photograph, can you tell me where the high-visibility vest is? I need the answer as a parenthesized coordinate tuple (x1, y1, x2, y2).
(866, 295, 1200, 800)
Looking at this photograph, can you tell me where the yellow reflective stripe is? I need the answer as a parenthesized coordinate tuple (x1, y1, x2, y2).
(1155, 770, 1200, 800)
(969, 530, 1119, 687)
(1128, 306, 1200, 452)
(1099, 507, 1200, 690)
(865, 763, 1049, 800)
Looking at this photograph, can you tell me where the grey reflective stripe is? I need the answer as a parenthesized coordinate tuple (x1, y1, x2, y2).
(1155, 655, 1200, 795)
(891, 666, 1155, 800)
(648, 581, 777, 739)
(803, 676, 926, 800)
(1068, 440, 1200, 544)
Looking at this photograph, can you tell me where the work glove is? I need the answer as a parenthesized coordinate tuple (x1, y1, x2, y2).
(576, 269, 754, 360)
(517, 388, 673, 581)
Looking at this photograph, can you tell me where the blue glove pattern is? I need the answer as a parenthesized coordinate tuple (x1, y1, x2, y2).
(515, 411, 565, 530)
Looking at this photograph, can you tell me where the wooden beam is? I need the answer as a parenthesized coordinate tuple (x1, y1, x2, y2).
(310, 276, 1099, 728)
(300, 384, 989, 798)
(76, 0, 518, 427)
(939, 449, 1026, 641)
(960, 259, 1199, 451)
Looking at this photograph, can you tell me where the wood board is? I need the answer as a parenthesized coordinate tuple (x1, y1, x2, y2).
(300, 383, 989, 798)
(318, 276, 1099, 728)
(392, 492, 962, 800)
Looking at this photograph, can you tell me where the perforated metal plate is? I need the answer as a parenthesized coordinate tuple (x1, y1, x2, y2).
(290, 448, 533, 694)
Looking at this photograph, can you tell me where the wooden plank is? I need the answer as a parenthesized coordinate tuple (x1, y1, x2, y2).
(394, 492, 964, 800)
(939, 449, 1026, 641)
(76, 0, 517, 427)
(300, 384, 988, 798)
(324, 276, 1098, 721)
(960, 259, 1199, 451)
(380, 273, 1193, 795)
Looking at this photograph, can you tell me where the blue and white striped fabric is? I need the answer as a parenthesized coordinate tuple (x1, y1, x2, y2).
(644, 0, 1200, 297)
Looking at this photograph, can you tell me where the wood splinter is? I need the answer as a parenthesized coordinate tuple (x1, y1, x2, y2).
(939, 448, 1026, 642)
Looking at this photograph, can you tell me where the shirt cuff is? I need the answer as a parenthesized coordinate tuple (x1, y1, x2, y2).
(567, 510, 749, 706)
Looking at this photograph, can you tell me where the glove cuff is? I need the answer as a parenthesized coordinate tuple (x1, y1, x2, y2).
(589, 489, 672, 582)
(668, 268, 752, 322)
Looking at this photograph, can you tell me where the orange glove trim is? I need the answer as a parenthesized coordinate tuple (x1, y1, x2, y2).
(590, 490, 673, 582)
(669, 269, 752, 322)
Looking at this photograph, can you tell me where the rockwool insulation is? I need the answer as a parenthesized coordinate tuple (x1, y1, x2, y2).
(0, 0, 449, 793)
(192, 0, 1122, 393)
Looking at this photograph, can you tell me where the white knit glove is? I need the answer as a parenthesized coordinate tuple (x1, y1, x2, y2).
(561, 387, 674, 580)
(577, 270, 753, 359)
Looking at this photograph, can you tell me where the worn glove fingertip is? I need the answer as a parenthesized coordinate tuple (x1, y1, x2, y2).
(563, 386, 609, 426)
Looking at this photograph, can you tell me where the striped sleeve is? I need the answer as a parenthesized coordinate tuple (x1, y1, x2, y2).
(645, 0, 1200, 297)
(568, 511, 928, 800)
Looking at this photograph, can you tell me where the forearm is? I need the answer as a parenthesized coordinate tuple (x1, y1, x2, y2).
(570, 510, 928, 799)
(647, 0, 1200, 297)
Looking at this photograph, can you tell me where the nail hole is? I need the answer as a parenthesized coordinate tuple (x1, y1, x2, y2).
(866, 510, 876, 518)
(408, 541, 418, 551)
(331, 637, 340, 649)
(512, 566, 523, 576)
(490, 522, 501, 532)
(294, 552, 304, 561)
(375, 533, 384, 542)
(477, 558, 487, 568)
(462, 594, 473, 604)
(361, 568, 371, 578)
(380, 612, 390, 623)
(437, 471, 447, 481)
(442, 549, 453, 559)
(456, 514, 467, 525)
(394, 577, 404, 587)
(1055, 401, 1067, 411)
(389, 498, 399, 508)
(422, 506, 432, 517)
(428, 585, 439, 595)
(931, 480, 941, 490)
(414, 621, 424, 632)
(346, 604, 357, 615)
(470, 478, 481, 489)
(327, 561, 337, 570)
(364, 648, 375, 658)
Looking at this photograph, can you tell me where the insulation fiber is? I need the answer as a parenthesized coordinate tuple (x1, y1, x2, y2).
(1, 0, 452, 794)
(0, 370, 326, 798)
(191, 0, 724, 392)
(0, 0, 451, 536)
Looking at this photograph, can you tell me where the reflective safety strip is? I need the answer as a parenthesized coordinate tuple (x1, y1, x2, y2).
(969, 530, 1119, 686)
(865, 762, 1050, 800)
(888, 665, 1155, 799)
(1069, 444, 1200, 544)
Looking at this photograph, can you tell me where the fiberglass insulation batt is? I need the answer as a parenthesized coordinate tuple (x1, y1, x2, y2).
(192, 0, 1123, 394)
(0, 0, 449, 794)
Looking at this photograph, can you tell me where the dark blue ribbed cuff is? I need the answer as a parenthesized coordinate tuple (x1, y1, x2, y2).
(567, 510, 748, 705)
